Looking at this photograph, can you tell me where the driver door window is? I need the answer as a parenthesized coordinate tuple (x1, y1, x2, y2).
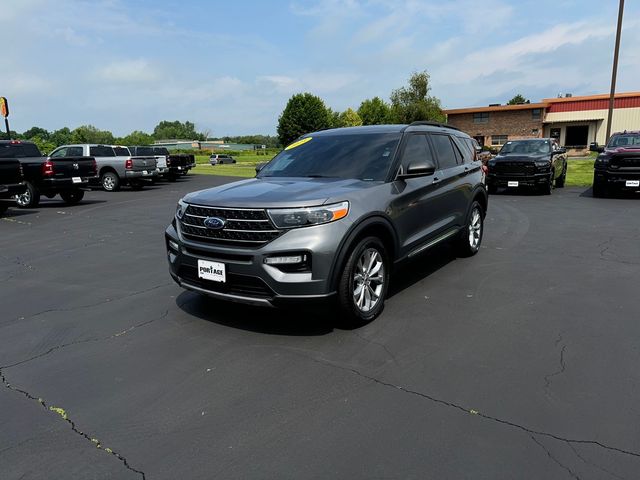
(50, 148, 67, 158)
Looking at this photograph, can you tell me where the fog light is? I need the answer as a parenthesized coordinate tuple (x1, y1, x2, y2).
(264, 254, 306, 265)
(168, 240, 179, 252)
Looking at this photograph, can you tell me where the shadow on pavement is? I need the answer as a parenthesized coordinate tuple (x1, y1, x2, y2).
(176, 290, 335, 336)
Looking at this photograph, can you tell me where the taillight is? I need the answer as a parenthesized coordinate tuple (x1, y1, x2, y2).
(166, 158, 171, 166)
(125, 159, 133, 169)
(92, 159, 97, 174)
(482, 164, 489, 174)
(42, 160, 54, 176)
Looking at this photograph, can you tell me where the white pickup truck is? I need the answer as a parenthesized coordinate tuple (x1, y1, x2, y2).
(50, 144, 158, 191)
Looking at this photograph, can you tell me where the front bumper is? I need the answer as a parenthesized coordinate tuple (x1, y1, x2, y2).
(487, 172, 550, 187)
(165, 219, 347, 306)
(0, 182, 27, 198)
(595, 169, 640, 190)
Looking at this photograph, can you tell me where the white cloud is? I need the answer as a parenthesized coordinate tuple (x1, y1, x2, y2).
(95, 59, 161, 83)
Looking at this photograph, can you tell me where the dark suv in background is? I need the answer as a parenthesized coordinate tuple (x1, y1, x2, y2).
(486, 138, 567, 195)
(591, 131, 640, 197)
(166, 123, 488, 325)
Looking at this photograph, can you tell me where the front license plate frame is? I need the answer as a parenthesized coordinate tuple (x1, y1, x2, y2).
(197, 259, 226, 283)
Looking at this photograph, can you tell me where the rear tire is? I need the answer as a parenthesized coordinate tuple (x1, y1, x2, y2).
(15, 181, 40, 208)
(337, 237, 390, 328)
(555, 166, 566, 188)
(101, 172, 120, 192)
(60, 189, 85, 205)
(456, 201, 484, 257)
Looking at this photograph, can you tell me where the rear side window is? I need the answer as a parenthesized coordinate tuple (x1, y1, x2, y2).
(0, 143, 42, 158)
(430, 134, 460, 169)
(113, 147, 130, 156)
(399, 134, 433, 172)
(66, 146, 84, 156)
(50, 147, 68, 158)
(90, 146, 115, 157)
(452, 136, 475, 163)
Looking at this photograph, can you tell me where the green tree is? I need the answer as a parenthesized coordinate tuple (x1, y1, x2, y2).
(507, 94, 529, 105)
(29, 136, 56, 155)
(389, 70, 445, 124)
(49, 127, 73, 147)
(326, 107, 342, 129)
(338, 108, 363, 127)
(152, 120, 205, 141)
(71, 125, 115, 145)
(277, 93, 331, 146)
(22, 126, 51, 140)
(358, 97, 391, 125)
(120, 130, 154, 146)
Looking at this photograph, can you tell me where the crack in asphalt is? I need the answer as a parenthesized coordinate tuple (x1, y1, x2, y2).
(0, 310, 168, 479)
(544, 344, 567, 399)
(16, 283, 172, 322)
(290, 351, 640, 462)
(530, 434, 582, 479)
(0, 369, 146, 479)
(568, 442, 627, 480)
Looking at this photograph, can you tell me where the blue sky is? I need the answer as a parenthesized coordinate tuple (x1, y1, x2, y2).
(2, 0, 639, 137)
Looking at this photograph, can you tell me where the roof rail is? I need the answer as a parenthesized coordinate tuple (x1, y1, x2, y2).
(409, 121, 460, 131)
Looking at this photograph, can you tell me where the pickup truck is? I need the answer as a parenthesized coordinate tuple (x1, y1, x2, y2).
(50, 144, 158, 191)
(130, 146, 193, 180)
(591, 131, 640, 197)
(486, 138, 567, 195)
(1, 140, 96, 208)
(0, 156, 26, 215)
(129, 146, 168, 179)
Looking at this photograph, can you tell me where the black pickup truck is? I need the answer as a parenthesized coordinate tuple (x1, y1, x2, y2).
(486, 138, 567, 195)
(0, 140, 97, 208)
(0, 157, 26, 215)
(591, 131, 640, 197)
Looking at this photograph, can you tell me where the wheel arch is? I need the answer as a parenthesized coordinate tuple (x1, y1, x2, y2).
(328, 215, 399, 292)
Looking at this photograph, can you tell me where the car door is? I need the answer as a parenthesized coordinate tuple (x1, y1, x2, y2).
(389, 133, 451, 257)
(428, 133, 470, 228)
(551, 141, 566, 179)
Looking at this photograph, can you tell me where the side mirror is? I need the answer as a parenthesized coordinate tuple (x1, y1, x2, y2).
(589, 142, 604, 153)
(556, 147, 567, 154)
(397, 160, 436, 180)
(255, 162, 267, 173)
(597, 146, 605, 153)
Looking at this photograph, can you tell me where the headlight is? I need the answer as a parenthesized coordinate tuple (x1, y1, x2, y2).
(596, 155, 608, 163)
(268, 201, 349, 229)
(535, 160, 550, 168)
(176, 199, 188, 219)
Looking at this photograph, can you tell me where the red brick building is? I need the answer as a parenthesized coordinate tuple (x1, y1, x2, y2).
(443, 92, 640, 152)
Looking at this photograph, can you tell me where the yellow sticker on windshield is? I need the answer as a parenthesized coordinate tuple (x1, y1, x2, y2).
(285, 137, 312, 150)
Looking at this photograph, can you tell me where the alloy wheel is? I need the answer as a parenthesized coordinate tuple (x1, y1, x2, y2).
(468, 207, 482, 249)
(353, 248, 385, 313)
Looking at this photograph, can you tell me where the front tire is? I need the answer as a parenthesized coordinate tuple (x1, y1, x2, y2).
(456, 201, 484, 257)
(101, 172, 120, 192)
(555, 166, 566, 188)
(592, 178, 607, 198)
(60, 189, 85, 205)
(337, 237, 390, 328)
(15, 181, 40, 208)
(487, 184, 498, 195)
(540, 174, 553, 195)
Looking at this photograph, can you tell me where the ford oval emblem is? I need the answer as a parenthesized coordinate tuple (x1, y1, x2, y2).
(203, 217, 225, 230)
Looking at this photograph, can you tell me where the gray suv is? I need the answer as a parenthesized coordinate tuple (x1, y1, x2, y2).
(166, 123, 488, 325)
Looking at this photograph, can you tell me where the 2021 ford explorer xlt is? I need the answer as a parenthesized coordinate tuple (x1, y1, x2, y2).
(166, 123, 488, 325)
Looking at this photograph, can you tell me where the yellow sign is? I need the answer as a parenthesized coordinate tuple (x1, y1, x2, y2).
(0, 97, 8, 118)
(285, 137, 312, 150)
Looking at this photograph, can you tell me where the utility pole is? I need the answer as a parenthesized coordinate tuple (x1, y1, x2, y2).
(605, 0, 625, 143)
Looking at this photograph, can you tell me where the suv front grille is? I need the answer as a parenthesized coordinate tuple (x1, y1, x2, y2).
(179, 205, 282, 247)
(492, 162, 535, 176)
(178, 265, 274, 299)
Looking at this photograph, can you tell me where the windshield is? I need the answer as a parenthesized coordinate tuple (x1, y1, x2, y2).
(258, 133, 401, 181)
(608, 134, 640, 148)
(499, 140, 551, 155)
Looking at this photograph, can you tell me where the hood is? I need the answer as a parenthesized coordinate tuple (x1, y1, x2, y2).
(606, 146, 640, 154)
(184, 177, 381, 208)
(493, 153, 548, 163)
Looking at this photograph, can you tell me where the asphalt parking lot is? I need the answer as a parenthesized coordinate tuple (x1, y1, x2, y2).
(1, 176, 639, 479)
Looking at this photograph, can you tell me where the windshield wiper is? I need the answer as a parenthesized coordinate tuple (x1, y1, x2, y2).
(304, 174, 338, 178)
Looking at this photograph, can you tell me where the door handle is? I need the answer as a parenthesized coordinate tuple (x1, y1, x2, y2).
(432, 177, 441, 184)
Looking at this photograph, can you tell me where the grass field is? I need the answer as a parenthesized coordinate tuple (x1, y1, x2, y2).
(566, 159, 595, 187)
(192, 154, 596, 187)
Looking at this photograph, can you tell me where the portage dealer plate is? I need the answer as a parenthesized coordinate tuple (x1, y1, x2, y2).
(197, 259, 226, 283)
(507, 181, 519, 187)
(625, 180, 640, 187)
